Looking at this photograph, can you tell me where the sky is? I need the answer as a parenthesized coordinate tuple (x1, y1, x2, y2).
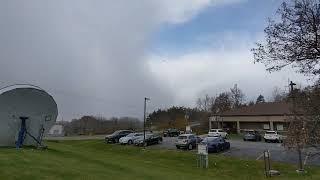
(0, 0, 311, 120)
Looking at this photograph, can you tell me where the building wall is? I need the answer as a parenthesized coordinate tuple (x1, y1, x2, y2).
(209, 115, 288, 134)
(221, 115, 286, 122)
(48, 124, 64, 136)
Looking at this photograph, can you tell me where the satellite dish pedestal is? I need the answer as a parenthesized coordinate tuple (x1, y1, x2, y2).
(16, 116, 47, 149)
(16, 117, 28, 149)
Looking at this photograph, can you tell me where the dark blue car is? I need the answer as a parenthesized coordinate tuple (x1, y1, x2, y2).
(200, 137, 230, 153)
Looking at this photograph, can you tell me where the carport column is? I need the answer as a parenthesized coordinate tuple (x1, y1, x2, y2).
(236, 121, 240, 134)
(209, 117, 212, 130)
(270, 121, 274, 130)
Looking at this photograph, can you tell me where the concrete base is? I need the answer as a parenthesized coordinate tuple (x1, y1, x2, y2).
(268, 170, 280, 176)
(296, 169, 306, 174)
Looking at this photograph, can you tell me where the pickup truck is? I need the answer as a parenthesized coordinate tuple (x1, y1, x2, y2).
(263, 131, 284, 143)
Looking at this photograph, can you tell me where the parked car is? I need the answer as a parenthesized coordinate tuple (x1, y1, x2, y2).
(243, 130, 262, 141)
(134, 134, 163, 146)
(119, 132, 144, 145)
(105, 130, 133, 143)
(175, 134, 201, 150)
(208, 129, 228, 138)
(263, 131, 283, 143)
(200, 137, 230, 153)
(163, 128, 180, 137)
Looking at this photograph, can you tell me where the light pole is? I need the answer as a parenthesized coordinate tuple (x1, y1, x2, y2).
(144, 97, 150, 144)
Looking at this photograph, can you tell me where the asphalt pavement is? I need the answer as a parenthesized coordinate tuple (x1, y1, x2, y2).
(150, 137, 320, 166)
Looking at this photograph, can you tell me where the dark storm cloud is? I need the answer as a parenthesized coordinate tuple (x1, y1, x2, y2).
(0, 0, 174, 120)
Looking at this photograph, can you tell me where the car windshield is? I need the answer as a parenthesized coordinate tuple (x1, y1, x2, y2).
(245, 131, 254, 134)
(178, 136, 188, 139)
(111, 130, 121, 135)
(126, 133, 135, 137)
(202, 137, 220, 143)
(266, 131, 276, 134)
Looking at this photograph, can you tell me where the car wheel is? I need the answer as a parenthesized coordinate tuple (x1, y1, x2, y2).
(176, 145, 180, 149)
(243, 138, 246, 141)
(128, 140, 133, 145)
(188, 144, 193, 150)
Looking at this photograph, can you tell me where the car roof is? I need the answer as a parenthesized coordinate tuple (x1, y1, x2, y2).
(266, 131, 276, 133)
(204, 137, 221, 140)
(179, 134, 194, 136)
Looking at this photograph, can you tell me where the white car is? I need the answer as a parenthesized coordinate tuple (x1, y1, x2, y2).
(208, 129, 228, 138)
(119, 132, 144, 145)
(263, 131, 283, 143)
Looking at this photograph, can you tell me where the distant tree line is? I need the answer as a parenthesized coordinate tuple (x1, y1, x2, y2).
(62, 116, 142, 136)
(196, 84, 288, 115)
(147, 107, 209, 133)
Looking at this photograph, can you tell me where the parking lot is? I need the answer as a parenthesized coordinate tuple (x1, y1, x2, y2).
(149, 136, 320, 166)
(46, 134, 320, 166)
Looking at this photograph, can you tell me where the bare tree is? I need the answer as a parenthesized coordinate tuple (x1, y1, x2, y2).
(248, 101, 255, 106)
(271, 86, 288, 102)
(213, 92, 232, 114)
(252, 0, 320, 75)
(196, 94, 214, 112)
(285, 85, 320, 171)
(230, 84, 245, 108)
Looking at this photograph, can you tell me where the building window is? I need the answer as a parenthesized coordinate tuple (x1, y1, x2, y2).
(263, 124, 270, 130)
(277, 124, 284, 131)
(45, 115, 52, 121)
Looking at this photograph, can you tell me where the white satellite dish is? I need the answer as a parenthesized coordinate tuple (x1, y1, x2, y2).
(0, 84, 58, 148)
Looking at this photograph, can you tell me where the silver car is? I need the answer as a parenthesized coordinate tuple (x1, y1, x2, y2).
(119, 132, 144, 145)
(175, 134, 200, 150)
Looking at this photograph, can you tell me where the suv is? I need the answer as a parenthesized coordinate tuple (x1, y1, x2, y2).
(263, 131, 283, 143)
(175, 134, 200, 150)
(208, 129, 228, 138)
(105, 130, 133, 143)
(163, 128, 180, 137)
(243, 130, 262, 141)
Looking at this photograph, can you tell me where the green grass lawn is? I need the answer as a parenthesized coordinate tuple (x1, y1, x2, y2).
(0, 140, 319, 180)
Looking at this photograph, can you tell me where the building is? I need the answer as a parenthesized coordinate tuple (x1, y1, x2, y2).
(48, 124, 64, 136)
(209, 102, 299, 134)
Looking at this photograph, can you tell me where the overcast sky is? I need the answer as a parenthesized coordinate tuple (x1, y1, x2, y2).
(0, 0, 312, 120)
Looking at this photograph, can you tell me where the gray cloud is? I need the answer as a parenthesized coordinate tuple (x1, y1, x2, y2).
(0, 0, 175, 120)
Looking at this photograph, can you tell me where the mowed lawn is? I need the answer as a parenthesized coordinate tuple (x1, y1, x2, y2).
(0, 140, 319, 180)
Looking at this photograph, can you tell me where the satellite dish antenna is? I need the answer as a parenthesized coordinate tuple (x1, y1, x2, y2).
(0, 84, 58, 148)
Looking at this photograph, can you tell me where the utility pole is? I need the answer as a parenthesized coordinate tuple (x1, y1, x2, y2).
(143, 97, 150, 144)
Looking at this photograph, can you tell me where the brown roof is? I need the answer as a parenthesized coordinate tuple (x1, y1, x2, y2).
(219, 102, 295, 117)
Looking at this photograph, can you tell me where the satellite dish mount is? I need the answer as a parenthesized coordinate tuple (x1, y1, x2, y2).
(16, 116, 46, 149)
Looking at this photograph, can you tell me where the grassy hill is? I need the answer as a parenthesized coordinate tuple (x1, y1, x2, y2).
(0, 140, 319, 180)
